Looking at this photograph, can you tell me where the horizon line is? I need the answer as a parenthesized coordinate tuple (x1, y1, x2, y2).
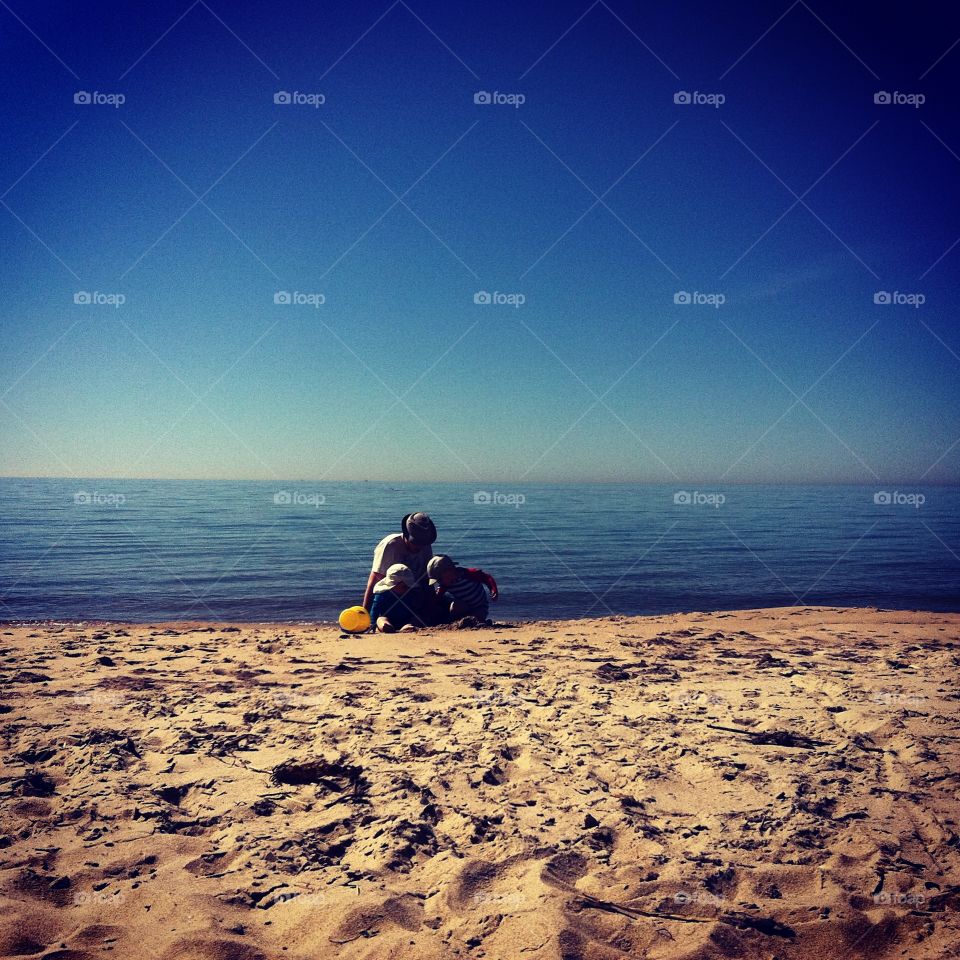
(0, 474, 955, 487)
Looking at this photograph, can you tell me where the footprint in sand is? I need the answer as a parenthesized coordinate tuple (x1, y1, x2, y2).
(329, 895, 423, 944)
(160, 939, 269, 960)
(0, 914, 65, 957)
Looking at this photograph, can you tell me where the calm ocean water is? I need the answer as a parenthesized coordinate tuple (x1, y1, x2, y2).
(0, 478, 957, 622)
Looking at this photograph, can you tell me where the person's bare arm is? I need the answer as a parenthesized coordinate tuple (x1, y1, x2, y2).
(362, 571, 383, 610)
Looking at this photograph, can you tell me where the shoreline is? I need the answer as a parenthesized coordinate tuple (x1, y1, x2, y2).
(5, 603, 960, 630)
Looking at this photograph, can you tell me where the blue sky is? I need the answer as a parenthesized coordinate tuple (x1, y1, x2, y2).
(1, 0, 958, 483)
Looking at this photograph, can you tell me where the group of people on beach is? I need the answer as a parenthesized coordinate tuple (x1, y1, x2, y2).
(362, 512, 498, 632)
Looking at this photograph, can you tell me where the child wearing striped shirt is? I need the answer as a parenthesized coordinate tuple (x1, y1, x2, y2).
(427, 554, 499, 623)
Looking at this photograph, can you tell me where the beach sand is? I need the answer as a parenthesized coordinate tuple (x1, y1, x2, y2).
(1, 607, 958, 959)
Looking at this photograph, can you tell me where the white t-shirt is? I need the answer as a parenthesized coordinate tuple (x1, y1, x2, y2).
(371, 533, 433, 585)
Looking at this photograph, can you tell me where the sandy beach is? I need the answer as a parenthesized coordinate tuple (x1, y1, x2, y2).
(2, 607, 959, 959)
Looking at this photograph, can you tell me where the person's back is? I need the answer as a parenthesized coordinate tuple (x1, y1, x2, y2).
(362, 513, 437, 618)
(372, 532, 432, 584)
(428, 554, 498, 621)
(444, 568, 491, 618)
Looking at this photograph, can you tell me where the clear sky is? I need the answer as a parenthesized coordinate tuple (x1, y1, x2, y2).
(1, 0, 958, 483)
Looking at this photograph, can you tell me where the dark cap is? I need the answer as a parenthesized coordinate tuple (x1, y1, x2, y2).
(402, 512, 437, 545)
(427, 554, 455, 579)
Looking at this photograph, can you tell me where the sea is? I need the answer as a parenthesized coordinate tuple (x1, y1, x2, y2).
(0, 478, 957, 622)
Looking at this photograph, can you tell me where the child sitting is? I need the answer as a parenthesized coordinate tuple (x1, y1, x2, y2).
(369, 563, 419, 632)
(427, 554, 498, 623)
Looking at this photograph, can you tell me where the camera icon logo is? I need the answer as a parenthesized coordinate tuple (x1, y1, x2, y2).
(474, 91, 491, 104)
(873, 291, 891, 305)
(274, 290, 292, 304)
(74, 491, 91, 505)
(473, 290, 491, 305)
(274, 91, 291, 104)
(74, 291, 92, 305)
(674, 491, 691, 505)
(74, 91, 91, 104)
(273, 490, 292, 505)
(673, 291, 691, 305)
(474, 490, 492, 504)
(874, 491, 891, 505)
(874, 91, 891, 104)
(674, 91, 691, 104)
